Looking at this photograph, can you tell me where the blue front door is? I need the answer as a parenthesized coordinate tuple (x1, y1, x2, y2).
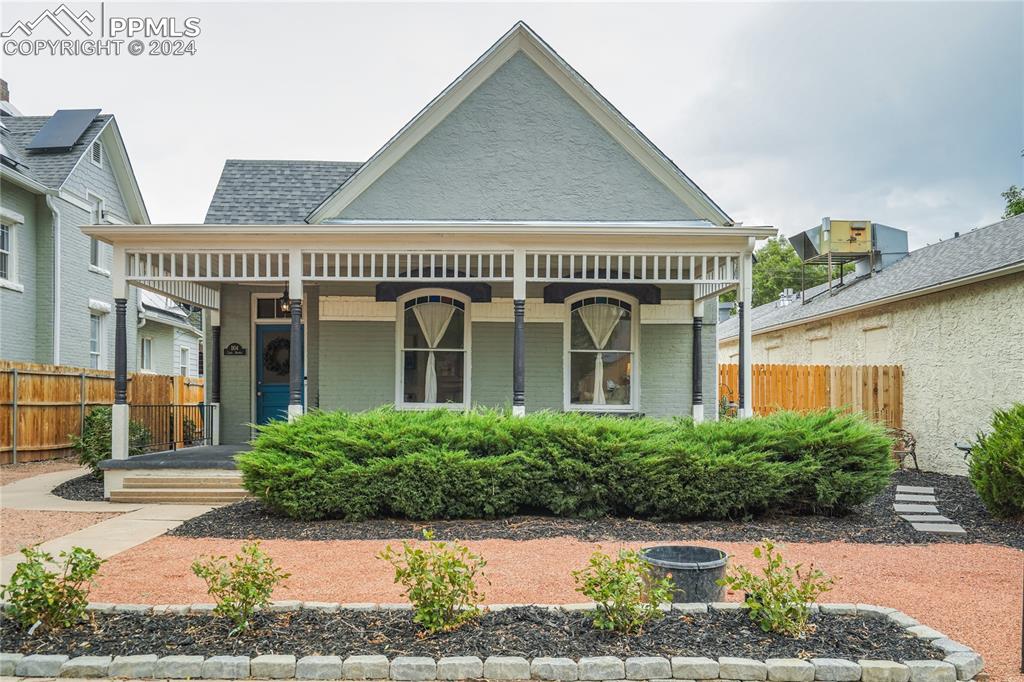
(256, 324, 302, 424)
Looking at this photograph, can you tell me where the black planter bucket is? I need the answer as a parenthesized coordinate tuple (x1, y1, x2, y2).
(641, 545, 728, 603)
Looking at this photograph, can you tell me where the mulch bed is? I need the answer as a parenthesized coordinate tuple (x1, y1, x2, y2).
(170, 471, 1024, 549)
(0, 607, 943, 661)
(51, 474, 105, 502)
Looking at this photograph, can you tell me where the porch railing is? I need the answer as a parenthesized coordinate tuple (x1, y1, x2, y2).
(129, 403, 214, 453)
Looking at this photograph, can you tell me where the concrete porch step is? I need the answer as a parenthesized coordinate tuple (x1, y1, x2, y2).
(122, 475, 244, 490)
(109, 488, 249, 504)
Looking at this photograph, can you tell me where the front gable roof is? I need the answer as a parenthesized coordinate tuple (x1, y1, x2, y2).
(307, 21, 731, 226)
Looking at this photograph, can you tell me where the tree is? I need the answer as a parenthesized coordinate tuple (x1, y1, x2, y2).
(721, 236, 838, 308)
(1002, 186, 1024, 218)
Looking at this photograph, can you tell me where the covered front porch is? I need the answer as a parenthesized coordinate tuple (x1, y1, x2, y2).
(87, 221, 766, 474)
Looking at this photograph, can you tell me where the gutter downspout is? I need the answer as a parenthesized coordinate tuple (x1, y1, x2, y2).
(45, 194, 61, 364)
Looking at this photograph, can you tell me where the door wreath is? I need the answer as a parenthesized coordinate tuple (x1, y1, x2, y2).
(263, 337, 291, 374)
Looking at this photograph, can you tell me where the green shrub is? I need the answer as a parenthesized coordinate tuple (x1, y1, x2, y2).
(71, 407, 152, 477)
(191, 541, 290, 634)
(237, 407, 894, 521)
(1, 546, 104, 631)
(378, 530, 487, 634)
(717, 540, 833, 637)
(572, 549, 673, 634)
(969, 403, 1024, 518)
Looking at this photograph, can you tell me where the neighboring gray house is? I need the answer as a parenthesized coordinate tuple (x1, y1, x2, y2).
(91, 22, 774, 471)
(719, 216, 1024, 473)
(0, 83, 150, 371)
(137, 291, 203, 377)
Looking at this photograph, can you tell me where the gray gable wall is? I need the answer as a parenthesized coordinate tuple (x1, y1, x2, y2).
(335, 52, 701, 222)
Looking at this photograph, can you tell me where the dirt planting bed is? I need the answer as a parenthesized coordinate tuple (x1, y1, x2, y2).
(0, 607, 944, 662)
(171, 471, 1024, 549)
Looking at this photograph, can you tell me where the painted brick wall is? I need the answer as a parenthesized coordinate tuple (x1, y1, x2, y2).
(639, 324, 692, 418)
(338, 52, 699, 222)
(0, 182, 40, 362)
(702, 312, 719, 419)
(318, 321, 396, 411)
(471, 322, 564, 412)
(218, 284, 254, 443)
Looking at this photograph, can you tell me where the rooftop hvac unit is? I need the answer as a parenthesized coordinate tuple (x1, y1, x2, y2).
(790, 218, 873, 264)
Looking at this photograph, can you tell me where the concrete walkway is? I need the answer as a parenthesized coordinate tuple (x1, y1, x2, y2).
(1, 468, 214, 583)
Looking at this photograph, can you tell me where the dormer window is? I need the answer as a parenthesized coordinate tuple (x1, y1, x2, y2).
(90, 140, 102, 167)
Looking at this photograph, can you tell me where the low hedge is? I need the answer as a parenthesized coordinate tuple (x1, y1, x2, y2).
(969, 403, 1024, 518)
(237, 408, 894, 521)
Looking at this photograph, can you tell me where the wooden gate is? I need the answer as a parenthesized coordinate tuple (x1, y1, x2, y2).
(718, 363, 903, 428)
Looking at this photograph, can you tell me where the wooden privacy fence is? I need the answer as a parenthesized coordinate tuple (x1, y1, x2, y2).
(718, 363, 903, 428)
(0, 360, 204, 464)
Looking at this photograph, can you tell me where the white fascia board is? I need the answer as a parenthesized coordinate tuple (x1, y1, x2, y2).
(305, 22, 732, 226)
(99, 119, 150, 224)
(718, 260, 1024, 341)
(0, 165, 49, 194)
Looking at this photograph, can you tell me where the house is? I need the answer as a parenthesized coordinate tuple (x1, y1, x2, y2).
(137, 291, 203, 377)
(719, 215, 1024, 473)
(87, 22, 774, 484)
(0, 82, 151, 372)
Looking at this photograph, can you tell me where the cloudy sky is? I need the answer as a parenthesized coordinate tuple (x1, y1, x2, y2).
(3, 1, 1021, 247)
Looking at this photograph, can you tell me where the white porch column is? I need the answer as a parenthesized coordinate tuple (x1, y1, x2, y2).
(512, 248, 527, 417)
(738, 246, 754, 418)
(111, 246, 129, 459)
(287, 249, 304, 421)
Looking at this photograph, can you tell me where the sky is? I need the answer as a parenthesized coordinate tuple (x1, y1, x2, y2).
(2, 1, 1021, 248)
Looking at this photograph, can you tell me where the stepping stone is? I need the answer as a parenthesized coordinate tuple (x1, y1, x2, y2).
(896, 485, 935, 494)
(900, 514, 954, 523)
(911, 522, 967, 535)
(894, 503, 940, 514)
(895, 493, 937, 502)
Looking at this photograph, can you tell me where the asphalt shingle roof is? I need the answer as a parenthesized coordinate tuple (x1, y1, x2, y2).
(1, 114, 109, 188)
(719, 214, 1024, 338)
(204, 159, 363, 224)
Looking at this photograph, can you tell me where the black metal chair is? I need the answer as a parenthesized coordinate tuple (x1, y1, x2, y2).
(887, 427, 919, 470)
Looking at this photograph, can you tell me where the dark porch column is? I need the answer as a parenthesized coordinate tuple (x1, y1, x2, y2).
(289, 298, 303, 413)
(691, 314, 703, 420)
(114, 298, 128, 404)
(737, 301, 746, 413)
(210, 324, 221, 404)
(512, 299, 526, 416)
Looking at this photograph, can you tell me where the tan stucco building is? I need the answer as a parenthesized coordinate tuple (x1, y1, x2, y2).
(719, 216, 1024, 474)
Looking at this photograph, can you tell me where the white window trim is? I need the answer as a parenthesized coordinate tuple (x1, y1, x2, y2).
(0, 221, 21, 291)
(90, 140, 103, 168)
(140, 336, 154, 372)
(179, 346, 190, 377)
(395, 288, 472, 411)
(89, 312, 107, 370)
(563, 289, 640, 413)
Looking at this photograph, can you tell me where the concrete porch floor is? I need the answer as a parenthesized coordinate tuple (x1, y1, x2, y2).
(99, 443, 249, 471)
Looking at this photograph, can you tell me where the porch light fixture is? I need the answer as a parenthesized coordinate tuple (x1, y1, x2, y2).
(277, 288, 291, 316)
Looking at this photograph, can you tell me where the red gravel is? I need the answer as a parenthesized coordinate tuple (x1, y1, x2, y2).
(89, 538, 1022, 680)
(0, 509, 121, 555)
(0, 458, 78, 486)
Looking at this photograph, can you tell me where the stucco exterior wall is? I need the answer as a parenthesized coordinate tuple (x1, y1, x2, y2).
(337, 52, 699, 222)
(718, 272, 1024, 473)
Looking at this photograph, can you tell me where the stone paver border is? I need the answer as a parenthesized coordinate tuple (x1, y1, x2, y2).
(0, 602, 983, 681)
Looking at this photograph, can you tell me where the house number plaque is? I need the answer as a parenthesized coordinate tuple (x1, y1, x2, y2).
(223, 342, 247, 356)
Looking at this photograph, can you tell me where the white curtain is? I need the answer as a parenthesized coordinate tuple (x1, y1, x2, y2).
(413, 303, 456, 403)
(578, 304, 624, 405)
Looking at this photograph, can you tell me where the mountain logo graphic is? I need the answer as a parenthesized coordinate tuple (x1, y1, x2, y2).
(1, 4, 96, 38)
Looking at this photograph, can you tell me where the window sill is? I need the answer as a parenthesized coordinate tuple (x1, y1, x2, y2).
(0, 279, 24, 293)
(89, 265, 111, 277)
(397, 403, 468, 411)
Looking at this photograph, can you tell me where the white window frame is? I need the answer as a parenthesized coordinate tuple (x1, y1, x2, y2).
(179, 346, 190, 377)
(89, 312, 107, 369)
(87, 193, 108, 274)
(395, 288, 472, 410)
(90, 139, 103, 168)
(0, 222, 16, 290)
(140, 337, 154, 372)
(563, 290, 639, 413)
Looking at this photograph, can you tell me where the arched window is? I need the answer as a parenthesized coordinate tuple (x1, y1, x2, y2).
(398, 291, 470, 407)
(566, 293, 636, 411)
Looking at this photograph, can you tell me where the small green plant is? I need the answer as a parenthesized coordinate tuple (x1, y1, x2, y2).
(191, 541, 290, 634)
(378, 530, 487, 634)
(1, 546, 104, 631)
(71, 406, 152, 477)
(572, 549, 673, 634)
(969, 403, 1024, 518)
(718, 540, 833, 637)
